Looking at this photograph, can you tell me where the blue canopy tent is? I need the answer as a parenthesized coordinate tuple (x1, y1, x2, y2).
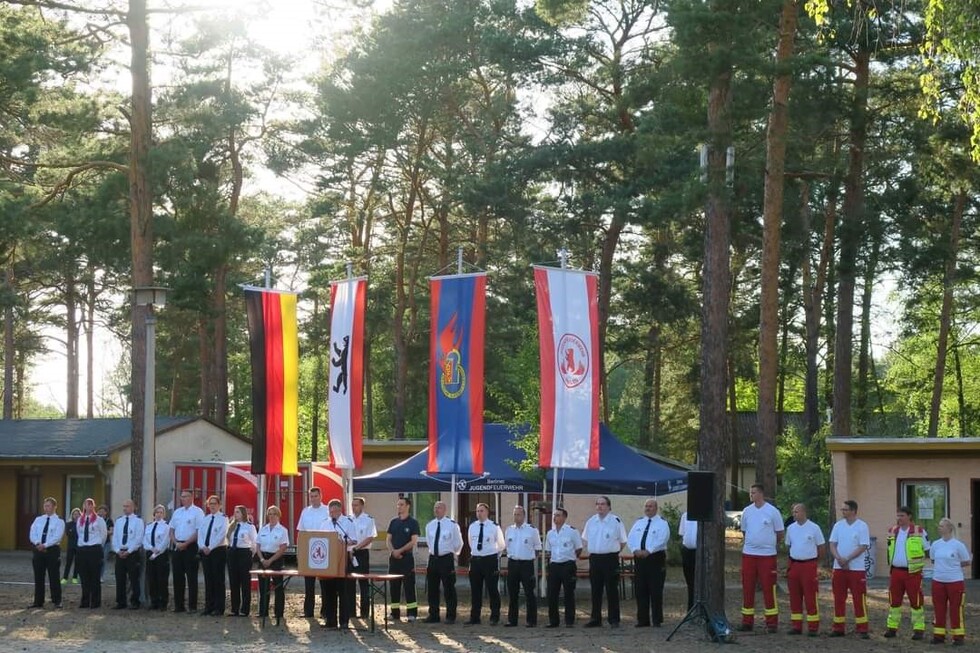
(353, 423, 689, 496)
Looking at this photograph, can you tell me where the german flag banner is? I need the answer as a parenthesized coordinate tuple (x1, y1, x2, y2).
(428, 273, 486, 475)
(534, 266, 600, 470)
(244, 287, 299, 476)
(328, 277, 366, 469)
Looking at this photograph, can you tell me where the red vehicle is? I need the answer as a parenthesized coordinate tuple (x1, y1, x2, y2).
(172, 461, 345, 542)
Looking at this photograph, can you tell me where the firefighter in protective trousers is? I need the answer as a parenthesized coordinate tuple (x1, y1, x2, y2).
(884, 506, 930, 640)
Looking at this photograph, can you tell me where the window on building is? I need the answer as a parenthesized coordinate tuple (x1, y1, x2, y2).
(900, 479, 948, 539)
(65, 475, 96, 516)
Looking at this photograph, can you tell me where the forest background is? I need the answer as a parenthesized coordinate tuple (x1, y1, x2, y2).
(2, 0, 979, 590)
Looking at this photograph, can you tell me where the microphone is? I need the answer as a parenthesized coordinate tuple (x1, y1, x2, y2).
(334, 517, 358, 567)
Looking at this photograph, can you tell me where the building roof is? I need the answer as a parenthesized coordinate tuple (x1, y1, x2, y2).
(827, 437, 980, 453)
(0, 417, 222, 459)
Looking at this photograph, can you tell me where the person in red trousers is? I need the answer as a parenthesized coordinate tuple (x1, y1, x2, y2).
(828, 499, 870, 639)
(929, 517, 971, 646)
(739, 484, 784, 633)
(784, 503, 825, 636)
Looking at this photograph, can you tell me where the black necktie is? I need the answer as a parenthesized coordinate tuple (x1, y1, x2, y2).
(150, 523, 158, 549)
(640, 518, 651, 550)
(434, 521, 441, 556)
(41, 516, 50, 544)
(233, 523, 241, 548)
(205, 515, 215, 547)
(122, 516, 130, 546)
(477, 522, 484, 551)
(84, 517, 89, 541)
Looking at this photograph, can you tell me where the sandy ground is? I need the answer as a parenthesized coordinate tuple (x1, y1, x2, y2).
(2, 547, 976, 653)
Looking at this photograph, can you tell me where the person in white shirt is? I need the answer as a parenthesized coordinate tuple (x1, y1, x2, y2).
(545, 507, 583, 627)
(227, 504, 257, 617)
(424, 500, 463, 624)
(319, 499, 355, 629)
(347, 496, 377, 618)
(582, 495, 628, 628)
(143, 504, 171, 611)
(828, 499, 871, 639)
(466, 502, 505, 625)
(75, 497, 107, 609)
(170, 488, 205, 612)
(677, 511, 698, 609)
(629, 498, 670, 627)
(297, 486, 330, 619)
(198, 494, 229, 616)
(504, 505, 542, 627)
(29, 496, 65, 609)
(784, 503, 825, 635)
(738, 483, 784, 633)
(929, 517, 971, 646)
(256, 505, 290, 626)
(111, 499, 144, 610)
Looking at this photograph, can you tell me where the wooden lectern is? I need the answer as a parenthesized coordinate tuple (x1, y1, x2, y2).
(296, 531, 346, 577)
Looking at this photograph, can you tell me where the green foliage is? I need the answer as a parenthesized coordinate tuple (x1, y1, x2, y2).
(776, 425, 831, 528)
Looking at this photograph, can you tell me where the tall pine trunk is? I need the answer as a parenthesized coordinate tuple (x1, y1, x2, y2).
(757, 0, 799, 496)
(928, 190, 965, 437)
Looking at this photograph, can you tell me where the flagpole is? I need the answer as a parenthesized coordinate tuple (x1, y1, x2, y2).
(449, 247, 465, 522)
(551, 247, 569, 552)
(343, 261, 355, 514)
(256, 267, 272, 530)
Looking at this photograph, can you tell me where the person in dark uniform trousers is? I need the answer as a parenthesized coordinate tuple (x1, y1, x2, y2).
(629, 498, 670, 627)
(466, 502, 505, 625)
(545, 508, 582, 627)
(505, 505, 541, 627)
(170, 489, 204, 612)
(256, 505, 290, 626)
(111, 499, 145, 610)
(227, 505, 257, 617)
(62, 507, 81, 586)
(143, 504, 171, 610)
(424, 500, 463, 624)
(347, 497, 377, 618)
(677, 511, 698, 609)
(76, 497, 107, 609)
(297, 486, 329, 619)
(582, 495, 628, 627)
(386, 496, 420, 622)
(198, 495, 228, 616)
(29, 496, 65, 609)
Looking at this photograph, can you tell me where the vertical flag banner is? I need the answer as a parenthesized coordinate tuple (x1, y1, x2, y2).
(428, 273, 486, 475)
(244, 288, 299, 475)
(328, 277, 366, 469)
(534, 266, 600, 469)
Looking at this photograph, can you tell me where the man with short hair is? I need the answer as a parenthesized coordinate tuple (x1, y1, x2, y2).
(111, 499, 145, 610)
(505, 505, 541, 627)
(739, 483, 785, 633)
(29, 497, 65, 609)
(298, 486, 330, 619)
(829, 499, 871, 639)
(347, 496, 377, 619)
(424, 501, 462, 624)
(785, 503, 825, 636)
(386, 496, 420, 621)
(677, 511, 698, 610)
(582, 495, 628, 628)
(320, 499, 355, 629)
(198, 495, 228, 616)
(545, 508, 582, 628)
(466, 502, 505, 625)
(884, 506, 930, 640)
(170, 489, 204, 612)
(629, 498, 669, 627)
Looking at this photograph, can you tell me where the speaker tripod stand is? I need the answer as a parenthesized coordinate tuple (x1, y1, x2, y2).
(666, 524, 714, 641)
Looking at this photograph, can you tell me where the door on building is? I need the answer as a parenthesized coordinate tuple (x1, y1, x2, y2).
(17, 474, 42, 550)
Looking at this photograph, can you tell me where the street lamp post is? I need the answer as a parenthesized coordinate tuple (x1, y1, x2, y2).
(133, 286, 168, 521)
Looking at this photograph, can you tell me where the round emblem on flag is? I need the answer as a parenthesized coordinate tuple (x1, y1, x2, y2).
(556, 333, 589, 388)
(440, 349, 466, 399)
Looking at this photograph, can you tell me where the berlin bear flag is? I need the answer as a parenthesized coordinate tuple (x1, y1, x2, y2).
(244, 288, 299, 476)
(328, 277, 366, 469)
(534, 266, 600, 469)
(428, 273, 486, 475)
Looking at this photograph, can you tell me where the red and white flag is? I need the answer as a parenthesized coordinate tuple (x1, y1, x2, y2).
(534, 266, 600, 469)
(328, 277, 366, 469)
